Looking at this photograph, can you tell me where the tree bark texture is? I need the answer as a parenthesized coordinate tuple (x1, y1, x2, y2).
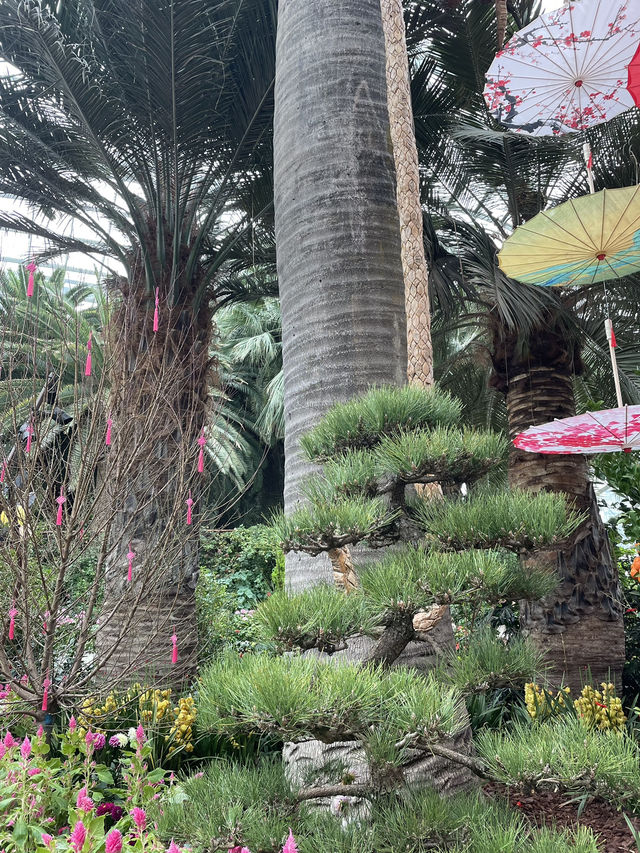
(96, 248, 212, 687)
(491, 321, 624, 691)
(380, 0, 434, 389)
(275, 0, 408, 593)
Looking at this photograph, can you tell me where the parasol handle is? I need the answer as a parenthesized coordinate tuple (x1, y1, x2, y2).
(604, 318, 624, 408)
(582, 142, 595, 194)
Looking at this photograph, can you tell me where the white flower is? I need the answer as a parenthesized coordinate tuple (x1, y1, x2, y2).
(127, 727, 138, 744)
(116, 733, 129, 746)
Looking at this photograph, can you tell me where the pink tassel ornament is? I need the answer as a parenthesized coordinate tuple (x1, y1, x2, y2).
(171, 631, 178, 664)
(42, 672, 50, 712)
(84, 332, 92, 377)
(0, 460, 6, 483)
(26, 422, 33, 454)
(106, 415, 112, 446)
(56, 493, 66, 526)
(153, 288, 160, 333)
(8, 604, 17, 640)
(186, 491, 193, 526)
(197, 429, 206, 473)
(127, 544, 135, 583)
(26, 261, 36, 298)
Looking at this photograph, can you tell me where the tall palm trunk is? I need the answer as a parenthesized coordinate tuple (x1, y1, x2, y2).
(274, 0, 471, 799)
(380, 0, 433, 389)
(96, 244, 212, 686)
(491, 320, 624, 690)
(275, 0, 408, 594)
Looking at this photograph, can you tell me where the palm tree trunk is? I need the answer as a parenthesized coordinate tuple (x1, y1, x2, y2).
(380, 0, 433, 389)
(275, 0, 408, 594)
(492, 320, 624, 690)
(275, 0, 472, 799)
(96, 259, 212, 686)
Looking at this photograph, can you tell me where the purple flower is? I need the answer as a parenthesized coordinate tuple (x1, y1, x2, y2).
(20, 737, 31, 760)
(96, 803, 124, 822)
(105, 829, 122, 853)
(108, 735, 122, 748)
(92, 733, 106, 750)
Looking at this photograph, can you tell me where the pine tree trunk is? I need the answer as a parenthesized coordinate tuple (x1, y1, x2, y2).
(96, 260, 212, 687)
(492, 321, 624, 691)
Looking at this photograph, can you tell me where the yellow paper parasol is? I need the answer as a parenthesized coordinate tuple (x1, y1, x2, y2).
(497, 184, 640, 286)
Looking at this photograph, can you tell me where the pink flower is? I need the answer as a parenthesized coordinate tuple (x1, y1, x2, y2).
(166, 842, 181, 853)
(0, 743, 5, 759)
(135, 724, 146, 745)
(3, 731, 17, 748)
(68, 717, 77, 733)
(85, 731, 94, 747)
(21, 737, 31, 759)
(131, 807, 146, 831)
(105, 829, 122, 853)
(282, 830, 298, 853)
(109, 735, 122, 748)
(92, 733, 106, 750)
(28, 767, 41, 777)
(41, 833, 54, 848)
(76, 787, 93, 812)
(37, 725, 44, 739)
(69, 821, 86, 853)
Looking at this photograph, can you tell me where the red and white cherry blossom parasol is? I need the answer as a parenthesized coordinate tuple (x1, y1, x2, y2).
(514, 405, 640, 454)
(484, 0, 640, 136)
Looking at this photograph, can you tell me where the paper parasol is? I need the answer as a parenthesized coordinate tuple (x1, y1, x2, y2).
(498, 185, 640, 286)
(514, 405, 640, 454)
(484, 0, 640, 136)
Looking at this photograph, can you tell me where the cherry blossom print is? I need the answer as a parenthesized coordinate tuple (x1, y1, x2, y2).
(515, 406, 640, 454)
(484, 0, 640, 136)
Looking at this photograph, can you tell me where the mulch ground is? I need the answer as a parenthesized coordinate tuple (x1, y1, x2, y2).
(483, 782, 640, 852)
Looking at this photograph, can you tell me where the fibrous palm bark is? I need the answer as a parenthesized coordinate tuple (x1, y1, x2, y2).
(491, 320, 624, 690)
(380, 0, 434, 389)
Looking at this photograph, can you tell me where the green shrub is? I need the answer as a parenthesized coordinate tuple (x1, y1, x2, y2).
(158, 758, 598, 852)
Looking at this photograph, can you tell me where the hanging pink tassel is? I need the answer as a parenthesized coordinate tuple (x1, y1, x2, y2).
(8, 604, 17, 640)
(0, 460, 6, 483)
(106, 415, 112, 446)
(197, 429, 206, 473)
(186, 490, 193, 525)
(56, 493, 66, 526)
(171, 631, 178, 664)
(26, 422, 33, 454)
(611, 324, 617, 348)
(127, 544, 135, 582)
(153, 288, 159, 333)
(42, 672, 50, 712)
(26, 261, 36, 298)
(84, 333, 92, 377)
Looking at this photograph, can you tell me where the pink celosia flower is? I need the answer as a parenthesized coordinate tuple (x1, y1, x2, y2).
(37, 725, 44, 739)
(282, 830, 298, 853)
(131, 807, 146, 831)
(76, 787, 93, 812)
(4, 731, 17, 748)
(20, 737, 31, 759)
(28, 767, 41, 777)
(41, 833, 54, 848)
(105, 829, 122, 853)
(69, 716, 77, 732)
(69, 821, 86, 853)
(135, 724, 146, 745)
(0, 742, 5, 759)
(166, 841, 181, 853)
(85, 731, 94, 747)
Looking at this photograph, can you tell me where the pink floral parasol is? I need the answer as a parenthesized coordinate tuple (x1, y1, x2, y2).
(484, 0, 640, 136)
(514, 405, 640, 454)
